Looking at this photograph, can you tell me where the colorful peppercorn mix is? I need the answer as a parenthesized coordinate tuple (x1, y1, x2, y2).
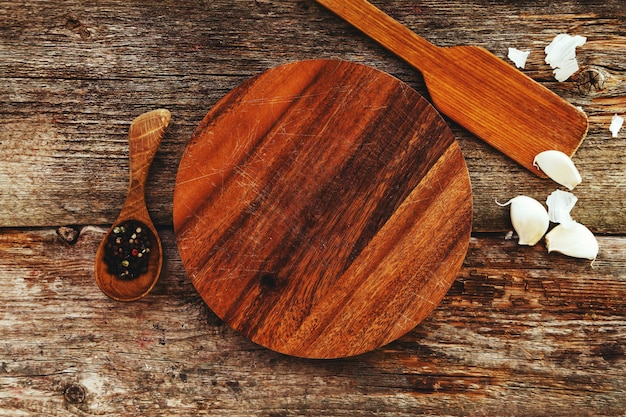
(103, 220, 152, 280)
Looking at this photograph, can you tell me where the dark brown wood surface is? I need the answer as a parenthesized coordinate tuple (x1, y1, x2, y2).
(0, 0, 624, 415)
(174, 59, 472, 359)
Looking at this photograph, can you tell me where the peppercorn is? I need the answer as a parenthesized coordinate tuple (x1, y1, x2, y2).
(103, 220, 153, 280)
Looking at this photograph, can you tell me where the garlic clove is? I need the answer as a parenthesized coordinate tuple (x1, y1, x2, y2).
(497, 195, 549, 246)
(533, 150, 582, 190)
(546, 189, 578, 224)
(545, 221, 599, 260)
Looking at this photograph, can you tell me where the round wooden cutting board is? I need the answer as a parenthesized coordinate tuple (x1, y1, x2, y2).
(173, 59, 472, 359)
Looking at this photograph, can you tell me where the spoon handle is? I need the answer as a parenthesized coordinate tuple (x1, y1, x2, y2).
(121, 109, 171, 219)
(128, 109, 171, 190)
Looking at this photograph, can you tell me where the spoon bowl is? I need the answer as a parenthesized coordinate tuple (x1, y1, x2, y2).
(94, 109, 171, 301)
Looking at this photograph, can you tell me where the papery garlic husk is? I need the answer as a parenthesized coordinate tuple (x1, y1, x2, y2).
(544, 34, 587, 82)
(545, 221, 599, 260)
(610, 114, 624, 138)
(497, 195, 549, 246)
(533, 150, 582, 190)
(546, 189, 578, 224)
(508, 47, 530, 69)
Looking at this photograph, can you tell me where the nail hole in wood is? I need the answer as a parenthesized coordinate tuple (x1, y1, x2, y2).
(63, 383, 85, 404)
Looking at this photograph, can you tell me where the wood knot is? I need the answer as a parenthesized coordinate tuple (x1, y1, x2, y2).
(65, 16, 92, 39)
(572, 67, 606, 94)
(259, 272, 280, 291)
(56, 225, 81, 245)
(63, 383, 86, 404)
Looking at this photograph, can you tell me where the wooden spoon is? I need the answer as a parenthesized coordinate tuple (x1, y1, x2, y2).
(94, 109, 171, 301)
(315, 0, 589, 175)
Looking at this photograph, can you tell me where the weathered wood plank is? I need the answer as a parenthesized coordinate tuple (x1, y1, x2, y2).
(1, 0, 625, 415)
(1, 0, 624, 232)
(0, 228, 624, 415)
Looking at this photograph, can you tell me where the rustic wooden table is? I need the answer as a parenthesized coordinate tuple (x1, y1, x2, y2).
(1, 1, 624, 415)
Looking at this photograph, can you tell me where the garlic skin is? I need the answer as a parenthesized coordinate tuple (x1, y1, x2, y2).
(546, 189, 578, 224)
(508, 47, 530, 69)
(533, 150, 582, 190)
(545, 221, 599, 260)
(497, 196, 549, 246)
(610, 114, 624, 138)
(544, 34, 587, 82)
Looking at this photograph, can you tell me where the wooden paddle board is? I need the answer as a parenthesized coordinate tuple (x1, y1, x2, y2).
(173, 59, 472, 358)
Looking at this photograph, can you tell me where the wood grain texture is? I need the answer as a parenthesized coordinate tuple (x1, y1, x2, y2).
(0, 0, 624, 233)
(315, 0, 588, 174)
(0, 0, 624, 414)
(174, 60, 472, 358)
(0, 227, 624, 416)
